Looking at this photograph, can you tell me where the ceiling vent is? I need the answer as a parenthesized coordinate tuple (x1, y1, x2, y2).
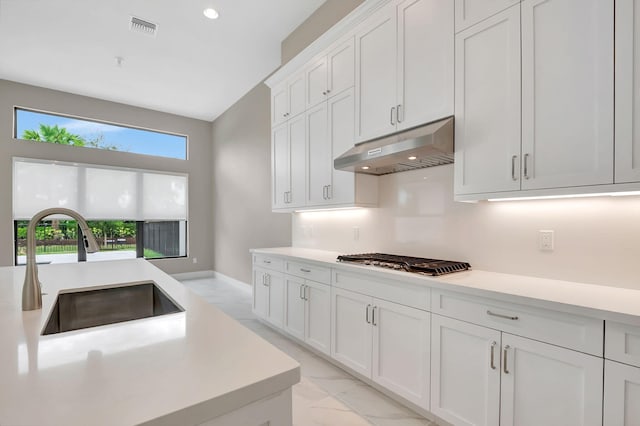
(129, 16, 158, 37)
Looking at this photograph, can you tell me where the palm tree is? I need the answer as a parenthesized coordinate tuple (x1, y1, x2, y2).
(22, 124, 86, 146)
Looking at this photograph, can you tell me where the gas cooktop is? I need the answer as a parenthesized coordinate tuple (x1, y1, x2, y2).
(337, 253, 471, 276)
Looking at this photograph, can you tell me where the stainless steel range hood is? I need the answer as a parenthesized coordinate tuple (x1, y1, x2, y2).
(334, 116, 454, 175)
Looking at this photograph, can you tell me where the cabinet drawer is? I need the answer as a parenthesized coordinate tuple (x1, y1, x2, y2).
(285, 260, 331, 284)
(606, 321, 640, 368)
(432, 290, 603, 356)
(253, 254, 284, 272)
(333, 269, 429, 311)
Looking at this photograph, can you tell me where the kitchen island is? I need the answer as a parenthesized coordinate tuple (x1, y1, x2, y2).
(0, 259, 299, 426)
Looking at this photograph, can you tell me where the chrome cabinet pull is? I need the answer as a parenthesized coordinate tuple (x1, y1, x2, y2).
(300, 268, 311, 273)
(263, 260, 271, 264)
(503, 345, 510, 374)
(511, 155, 518, 181)
(390, 107, 396, 125)
(304, 285, 309, 301)
(326, 89, 331, 94)
(299, 284, 304, 300)
(397, 104, 403, 123)
(283, 192, 287, 204)
(490, 341, 497, 370)
(322, 91, 327, 95)
(487, 310, 519, 321)
(366, 304, 371, 324)
(524, 153, 530, 179)
(372, 306, 378, 326)
(326, 185, 331, 199)
(261, 273, 265, 285)
(322, 185, 327, 200)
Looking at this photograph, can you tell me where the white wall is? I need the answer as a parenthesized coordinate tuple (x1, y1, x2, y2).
(292, 164, 640, 290)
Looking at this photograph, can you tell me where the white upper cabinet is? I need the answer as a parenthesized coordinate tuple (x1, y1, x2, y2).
(272, 114, 306, 210)
(271, 82, 288, 127)
(306, 37, 355, 110)
(271, 123, 290, 210)
(455, 0, 521, 33)
(520, 0, 614, 190)
(454, 5, 521, 195)
(271, 72, 306, 127)
(455, 0, 616, 199)
(306, 102, 330, 205)
(327, 37, 355, 98)
(355, 2, 398, 143)
(356, 0, 454, 143)
(615, 0, 640, 183)
(396, 0, 453, 131)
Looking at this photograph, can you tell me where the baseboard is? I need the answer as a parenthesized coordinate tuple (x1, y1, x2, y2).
(171, 270, 215, 281)
(212, 271, 251, 288)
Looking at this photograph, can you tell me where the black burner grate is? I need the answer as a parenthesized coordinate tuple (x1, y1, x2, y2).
(337, 253, 471, 276)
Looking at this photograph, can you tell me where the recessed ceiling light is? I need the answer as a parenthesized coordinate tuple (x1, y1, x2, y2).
(203, 8, 219, 19)
(408, 156, 417, 160)
(361, 166, 370, 170)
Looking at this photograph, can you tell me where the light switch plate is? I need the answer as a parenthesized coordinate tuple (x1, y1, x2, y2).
(539, 230, 554, 251)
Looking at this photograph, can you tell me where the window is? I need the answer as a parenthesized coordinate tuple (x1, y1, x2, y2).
(14, 108, 187, 160)
(13, 158, 188, 264)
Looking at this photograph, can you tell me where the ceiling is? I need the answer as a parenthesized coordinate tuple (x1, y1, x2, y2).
(0, 0, 325, 121)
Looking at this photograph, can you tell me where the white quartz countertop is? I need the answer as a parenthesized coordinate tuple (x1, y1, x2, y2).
(0, 259, 299, 426)
(251, 247, 640, 324)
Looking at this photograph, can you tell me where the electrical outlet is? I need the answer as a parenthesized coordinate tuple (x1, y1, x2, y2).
(192, 257, 198, 264)
(353, 227, 360, 241)
(539, 230, 554, 251)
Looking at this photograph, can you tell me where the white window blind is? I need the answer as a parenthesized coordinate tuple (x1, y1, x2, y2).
(13, 158, 188, 221)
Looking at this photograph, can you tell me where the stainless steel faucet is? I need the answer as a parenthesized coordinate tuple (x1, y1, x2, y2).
(22, 208, 100, 311)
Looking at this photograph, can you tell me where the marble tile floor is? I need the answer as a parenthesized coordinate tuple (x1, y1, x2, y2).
(180, 276, 442, 426)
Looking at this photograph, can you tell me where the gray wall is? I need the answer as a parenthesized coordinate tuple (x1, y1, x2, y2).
(0, 79, 213, 275)
(210, 1, 362, 284)
(211, 82, 291, 284)
(281, 0, 365, 64)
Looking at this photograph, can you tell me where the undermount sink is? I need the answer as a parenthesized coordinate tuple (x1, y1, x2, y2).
(42, 282, 184, 335)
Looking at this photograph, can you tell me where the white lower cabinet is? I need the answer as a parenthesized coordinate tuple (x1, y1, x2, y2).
(604, 360, 640, 426)
(284, 274, 331, 355)
(252, 267, 284, 328)
(500, 333, 603, 426)
(332, 287, 430, 409)
(431, 314, 604, 426)
(431, 315, 501, 426)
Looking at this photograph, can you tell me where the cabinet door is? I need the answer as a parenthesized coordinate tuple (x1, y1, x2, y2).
(397, 0, 453, 131)
(328, 88, 356, 204)
(355, 2, 397, 143)
(431, 315, 501, 426)
(454, 6, 521, 195)
(328, 37, 355, 97)
(266, 272, 285, 329)
(252, 268, 269, 319)
(305, 280, 331, 356)
(306, 103, 330, 206)
(306, 57, 328, 110)
(272, 123, 289, 209)
(331, 287, 373, 377)
(372, 299, 430, 410)
(288, 113, 306, 207)
(615, 0, 640, 183)
(454, 0, 520, 32)
(284, 276, 305, 341)
(288, 72, 306, 119)
(500, 333, 603, 426)
(271, 82, 288, 126)
(521, 0, 613, 190)
(604, 360, 640, 426)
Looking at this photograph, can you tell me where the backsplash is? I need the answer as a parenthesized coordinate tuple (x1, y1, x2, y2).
(292, 164, 640, 289)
